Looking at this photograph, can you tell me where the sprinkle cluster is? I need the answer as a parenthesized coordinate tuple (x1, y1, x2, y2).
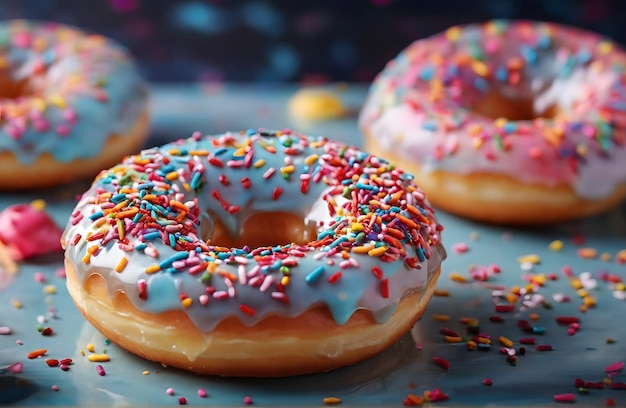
(65, 129, 443, 323)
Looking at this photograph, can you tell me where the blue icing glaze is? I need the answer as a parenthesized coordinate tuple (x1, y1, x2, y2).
(0, 20, 148, 164)
(62, 129, 446, 333)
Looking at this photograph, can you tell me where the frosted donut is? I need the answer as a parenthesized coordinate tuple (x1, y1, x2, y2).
(0, 20, 149, 190)
(359, 20, 626, 225)
(61, 129, 446, 377)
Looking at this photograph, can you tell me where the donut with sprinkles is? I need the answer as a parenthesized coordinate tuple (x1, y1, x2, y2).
(359, 20, 626, 225)
(61, 129, 446, 377)
(0, 20, 149, 190)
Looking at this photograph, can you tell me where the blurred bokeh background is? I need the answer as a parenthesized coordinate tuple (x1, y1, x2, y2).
(1, 0, 623, 83)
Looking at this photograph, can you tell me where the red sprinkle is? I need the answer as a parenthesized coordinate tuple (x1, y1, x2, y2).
(432, 356, 450, 370)
(380, 278, 389, 298)
(178, 397, 187, 405)
(495, 304, 516, 313)
(553, 393, 576, 402)
(45, 359, 59, 367)
(239, 304, 256, 317)
(536, 344, 553, 351)
(272, 187, 283, 200)
(556, 316, 579, 325)
(327, 271, 342, 283)
(519, 337, 536, 345)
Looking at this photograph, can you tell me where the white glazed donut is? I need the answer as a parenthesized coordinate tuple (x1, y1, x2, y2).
(61, 129, 446, 377)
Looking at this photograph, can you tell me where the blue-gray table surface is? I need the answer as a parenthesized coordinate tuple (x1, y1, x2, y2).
(2, 84, 626, 407)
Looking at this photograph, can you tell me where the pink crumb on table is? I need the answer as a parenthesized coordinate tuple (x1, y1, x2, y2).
(0, 203, 64, 261)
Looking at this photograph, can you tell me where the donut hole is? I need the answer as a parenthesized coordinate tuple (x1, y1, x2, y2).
(468, 89, 559, 121)
(0, 74, 31, 99)
(203, 211, 319, 249)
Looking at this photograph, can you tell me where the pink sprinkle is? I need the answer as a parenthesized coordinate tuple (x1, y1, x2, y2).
(0, 326, 11, 335)
(553, 393, 576, 402)
(34, 272, 46, 283)
(7, 362, 23, 373)
(96, 364, 106, 376)
(166, 388, 175, 395)
(51, 384, 59, 392)
(197, 388, 207, 398)
(605, 362, 624, 373)
(244, 396, 253, 405)
(482, 378, 493, 386)
(55, 268, 66, 278)
(451, 242, 469, 254)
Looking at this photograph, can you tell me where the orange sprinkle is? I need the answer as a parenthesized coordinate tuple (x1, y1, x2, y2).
(432, 314, 450, 321)
(577, 248, 597, 259)
(434, 289, 450, 297)
(449, 272, 468, 283)
(27, 349, 47, 359)
(367, 246, 388, 257)
(115, 207, 139, 219)
(444, 336, 464, 343)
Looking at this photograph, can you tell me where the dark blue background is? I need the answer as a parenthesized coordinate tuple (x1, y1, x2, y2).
(2, 0, 624, 83)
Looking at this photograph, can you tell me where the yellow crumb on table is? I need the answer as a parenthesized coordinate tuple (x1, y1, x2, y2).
(288, 87, 347, 121)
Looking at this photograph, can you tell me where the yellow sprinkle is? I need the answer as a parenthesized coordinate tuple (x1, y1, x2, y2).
(181, 298, 193, 308)
(494, 117, 508, 128)
(281, 276, 290, 286)
(253, 159, 265, 168)
(165, 171, 179, 181)
(115, 257, 128, 273)
(583, 295, 596, 307)
(518, 254, 541, 264)
(570, 279, 583, 290)
(281, 165, 295, 175)
(449, 272, 468, 283)
(350, 223, 364, 232)
(578, 248, 597, 259)
(444, 336, 464, 343)
(577, 289, 589, 298)
(304, 154, 319, 166)
(606, 338, 616, 344)
(433, 289, 450, 297)
(616, 283, 626, 291)
(598, 41, 614, 54)
(145, 264, 160, 274)
(477, 337, 491, 344)
(86, 343, 96, 353)
(323, 397, 342, 405)
(498, 336, 514, 348)
(446, 26, 461, 41)
(367, 246, 388, 257)
(82, 253, 92, 264)
(432, 314, 450, 322)
(142, 370, 150, 375)
(471, 60, 488, 77)
(48, 94, 66, 109)
(601, 252, 611, 262)
(30, 199, 46, 211)
(43, 285, 57, 295)
(87, 354, 110, 362)
(548, 240, 563, 251)
(168, 148, 181, 156)
(12, 299, 22, 309)
(80, 350, 85, 356)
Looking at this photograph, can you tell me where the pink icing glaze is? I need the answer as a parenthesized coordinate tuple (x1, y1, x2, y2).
(0, 204, 63, 261)
(359, 20, 626, 199)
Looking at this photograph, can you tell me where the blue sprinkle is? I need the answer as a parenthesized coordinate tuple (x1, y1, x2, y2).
(132, 212, 143, 224)
(576, 49, 592, 65)
(270, 260, 282, 270)
(190, 171, 202, 190)
(419, 66, 435, 81)
(355, 183, 375, 191)
(532, 326, 546, 334)
(422, 122, 438, 132)
(521, 46, 537, 64)
(142, 231, 160, 241)
(158, 251, 189, 269)
(111, 193, 127, 203)
(503, 122, 518, 133)
(325, 236, 348, 251)
(305, 266, 325, 284)
(474, 77, 487, 91)
(135, 243, 147, 251)
(537, 35, 551, 49)
(416, 247, 425, 262)
(169, 234, 177, 248)
(137, 182, 154, 190)
(88, 211, 104, 220)
(495, 66, 508, 82)
(214, 147, 227, 156)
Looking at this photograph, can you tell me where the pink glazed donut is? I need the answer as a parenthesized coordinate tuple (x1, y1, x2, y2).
(359, 20, 626, 225)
